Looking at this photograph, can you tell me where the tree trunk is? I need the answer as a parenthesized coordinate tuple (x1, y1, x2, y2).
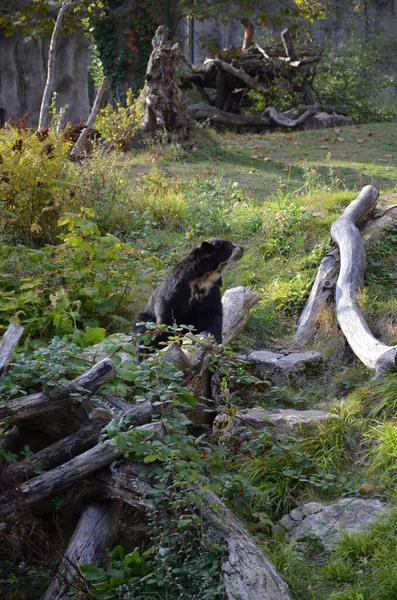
(241, 19, 255, 51)
(0, 423, 165, 519)
(139, 26, 191, 141)
(281, 28, 315, 105)
(331, 185, 397, 375)
(4, 400, 153, 481)
(38, 1, 76, 130)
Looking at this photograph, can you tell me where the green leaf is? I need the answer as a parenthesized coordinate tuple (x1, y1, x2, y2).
(143, 454, 158, 463)
(80, 564, 107, 581)
(83, 326, 106, 345)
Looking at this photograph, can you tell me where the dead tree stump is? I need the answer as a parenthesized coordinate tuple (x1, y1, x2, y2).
(139, 26, 192, 141)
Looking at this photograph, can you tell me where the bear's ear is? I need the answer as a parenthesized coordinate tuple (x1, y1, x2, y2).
(200, 241, 215, 253)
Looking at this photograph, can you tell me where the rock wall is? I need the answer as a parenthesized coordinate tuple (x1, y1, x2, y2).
(0, 31, 91, 126)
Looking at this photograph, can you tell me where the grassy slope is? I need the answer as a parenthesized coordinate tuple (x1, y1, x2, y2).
(1, 121, 397, 599)
(123, 122, 397, 600)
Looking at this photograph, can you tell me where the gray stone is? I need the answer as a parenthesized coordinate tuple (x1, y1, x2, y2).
(304, 111, 353, 130)
(236, 407, 335, 434)
(222, 287, 260, 344)
(278, 498, 389, 549)
(240, 348, 323, 385)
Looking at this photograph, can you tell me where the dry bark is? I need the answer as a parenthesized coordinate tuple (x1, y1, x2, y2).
(0, 358, 116, 425)
(41, 501, 119, 600)
(203, 490, 292, 600)
(330, 185, 397, 375)
(294, 198, 397, 348)
(0, 324, 24, 376)
(209, 58, 268, 95)
(241, 19, 255, 51)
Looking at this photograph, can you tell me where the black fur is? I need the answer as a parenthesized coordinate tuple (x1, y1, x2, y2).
(134, 238, 244, 351)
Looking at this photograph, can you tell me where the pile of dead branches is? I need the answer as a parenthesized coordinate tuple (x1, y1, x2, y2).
(0, 288, 294, 600)
(181, 26, 351, 131)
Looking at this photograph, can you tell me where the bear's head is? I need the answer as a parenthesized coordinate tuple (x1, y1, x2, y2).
(199, 238, 244, 273)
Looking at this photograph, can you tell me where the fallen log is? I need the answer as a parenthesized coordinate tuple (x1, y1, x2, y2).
(283, 104, 351, 117)
(188, 103, 317, 129)
(203, 490, 293, 600)
(209, 58, 268, 95)
(361, 204, 397, 244)
(293, 248, 340, 347)
(41, 501, 119, 600)
(263, 105, 317, 128)
(0, 324, 24, 376)
(294, 196, 397, 348)
(99, 465, 292, 600)
(4, 400, 153, 481)
(330, 185, 397, 375)
(0, 422, 164, 519)
(0, 358, 116, 425)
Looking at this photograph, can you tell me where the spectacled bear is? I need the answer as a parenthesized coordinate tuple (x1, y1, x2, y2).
(134, 238, 244, 353)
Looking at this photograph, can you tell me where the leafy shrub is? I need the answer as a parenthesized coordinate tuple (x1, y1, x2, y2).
(0, 125, 73, 245)
(0, 208, 154, 337)
(95, 89, 143, 150)
(314, 33, 397, 123)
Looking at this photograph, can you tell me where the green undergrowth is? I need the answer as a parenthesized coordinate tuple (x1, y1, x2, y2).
(1, 122, 397, 599)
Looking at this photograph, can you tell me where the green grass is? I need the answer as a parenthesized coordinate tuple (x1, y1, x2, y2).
(121, 122, 397, 196)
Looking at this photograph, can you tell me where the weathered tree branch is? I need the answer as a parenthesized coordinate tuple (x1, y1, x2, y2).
(331, 185, 397, 375)
(188, 103, 317, 129)
(41, 501, 119, 600)
(0, 422, 164, 519)
(202, 490, 293, 600)
(263, 105, 317, 127)
(0, 358, 116, 425)
(0, 324, 24, 376)
(208, 58, 268, 96)
(4, 400, 153, 481)
(70, 77, 106, 158)
(281, 28, 315, 104)
(98, 465, 292, 600)
(294, 198, 397, 348)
